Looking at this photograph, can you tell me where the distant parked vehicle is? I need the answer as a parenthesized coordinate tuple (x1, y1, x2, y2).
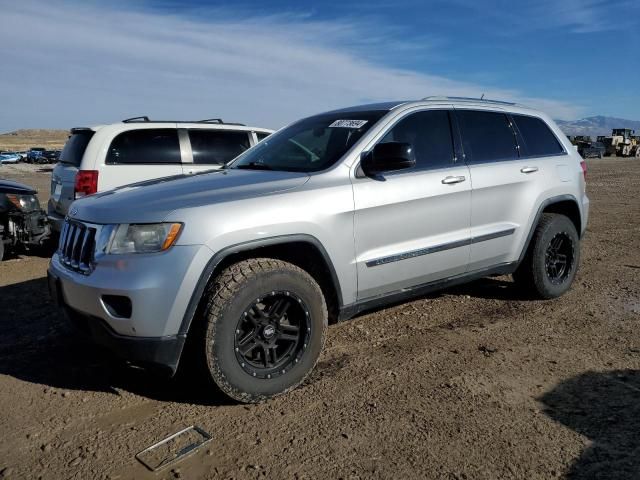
(0, 179, 51, 260)
(0, 153, 21, 164)
(3, 151, 28, 162)
(48, 116, 273, 232)
(40, 150, 61, 164)
(26, 147, 46, 163)
(1, 151, 24, 161)
(577, 141, 606, 159)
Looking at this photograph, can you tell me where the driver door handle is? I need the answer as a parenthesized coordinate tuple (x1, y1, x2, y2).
(441, 175, 466, 184)
(520, 166, 538, 174)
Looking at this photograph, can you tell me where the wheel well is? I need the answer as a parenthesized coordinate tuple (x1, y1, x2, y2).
(542, 199, 581, 236)
(211, 241, 341, 324)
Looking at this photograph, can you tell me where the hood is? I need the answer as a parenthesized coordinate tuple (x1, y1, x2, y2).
(0, 178, 37, 195)
(69, 169, 310, 224)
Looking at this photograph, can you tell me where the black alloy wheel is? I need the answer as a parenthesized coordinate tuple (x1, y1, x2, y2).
(201, 258, 327, 403)
(234, 291, 311, 379)
(544, 232, 575, 285)
(513, 213, 580, 299)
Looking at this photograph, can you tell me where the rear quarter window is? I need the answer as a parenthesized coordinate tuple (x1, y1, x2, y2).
(60, 131, 95, 166)
(512, 114, 564, 157)
(106, 129, 181, 165)
(456, 110, 518, 163)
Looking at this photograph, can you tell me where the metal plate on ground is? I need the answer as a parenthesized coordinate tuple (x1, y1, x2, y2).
(135, 426, 212, 472)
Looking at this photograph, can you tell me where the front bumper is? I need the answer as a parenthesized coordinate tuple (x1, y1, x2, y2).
(47, 243, 213, 369)
(50, 275, 184, 373)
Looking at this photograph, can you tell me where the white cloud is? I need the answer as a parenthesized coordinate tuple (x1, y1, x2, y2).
(0, 0, 583, 132)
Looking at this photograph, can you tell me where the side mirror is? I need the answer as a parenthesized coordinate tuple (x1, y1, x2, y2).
(361, 142, 416, 176)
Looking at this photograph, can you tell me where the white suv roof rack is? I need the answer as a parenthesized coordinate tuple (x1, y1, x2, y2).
(121, 116, 246, 126)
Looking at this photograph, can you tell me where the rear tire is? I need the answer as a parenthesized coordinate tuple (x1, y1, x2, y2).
(513, 213, 580, 299)
(0, 241, 4, 261)
(201, 258, 327, 403)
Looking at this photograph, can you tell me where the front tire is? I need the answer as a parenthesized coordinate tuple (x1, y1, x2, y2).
(513, 213, 580, 299)
(201, 258, 327, 403)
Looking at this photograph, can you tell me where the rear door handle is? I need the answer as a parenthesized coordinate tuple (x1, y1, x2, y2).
(441, 175, 466, 184)
(520, 166, 538, 174)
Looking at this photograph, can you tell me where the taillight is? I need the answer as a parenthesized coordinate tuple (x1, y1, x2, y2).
(74, 170, 98, 198)
(580, 160, 587, 180)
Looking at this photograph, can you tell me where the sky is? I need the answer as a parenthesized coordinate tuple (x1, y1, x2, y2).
(0, 0, 638, 132)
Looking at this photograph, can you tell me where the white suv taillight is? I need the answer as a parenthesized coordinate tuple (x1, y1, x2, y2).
(580, 160, 587, 181)
(74, 170, 98, 198)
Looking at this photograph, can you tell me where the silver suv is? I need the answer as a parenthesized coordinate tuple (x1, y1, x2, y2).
(48, 97, 589, 403)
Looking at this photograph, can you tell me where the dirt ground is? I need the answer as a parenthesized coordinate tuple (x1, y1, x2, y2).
(0, 158, 639, 480)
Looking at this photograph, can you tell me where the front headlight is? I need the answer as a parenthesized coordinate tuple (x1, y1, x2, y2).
(7, 194, 40, 212)
(108, 223, 183, 254)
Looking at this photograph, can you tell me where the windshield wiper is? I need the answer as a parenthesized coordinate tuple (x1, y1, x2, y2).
(234, 162, 273, 171)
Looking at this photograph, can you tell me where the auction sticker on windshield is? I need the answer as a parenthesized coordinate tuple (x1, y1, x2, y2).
(329, 120, 368, 129)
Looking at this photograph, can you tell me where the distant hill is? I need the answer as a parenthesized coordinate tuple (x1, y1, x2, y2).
(0, 129, 69, 151)
(556, 116, 640, 138)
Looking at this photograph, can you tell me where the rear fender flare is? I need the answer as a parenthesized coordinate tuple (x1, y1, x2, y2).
(516, 194, 581, 266)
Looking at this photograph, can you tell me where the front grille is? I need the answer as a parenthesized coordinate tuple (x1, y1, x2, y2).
(58, 220, 97, 274)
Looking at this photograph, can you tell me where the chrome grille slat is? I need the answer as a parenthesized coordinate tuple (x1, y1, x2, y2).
(58, 219, 97, 275)
(65, 224, 77, 258)
(59, 222, 69, 250)
(70, 225, 84, 267)
(59, 222, 70, 256)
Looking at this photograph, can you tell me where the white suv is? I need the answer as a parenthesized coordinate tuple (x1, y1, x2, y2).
(47, 117, 273, 232)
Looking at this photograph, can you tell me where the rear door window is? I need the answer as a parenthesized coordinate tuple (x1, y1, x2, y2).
(456, 110, 518, 163)
(378, 110, 455, 170)
(59, 130, 94, 166)
(512, 114, 564, 157)
(188, 130, 251, 165)
(256, 132, 271, 142)
(106, 129, 181, 164)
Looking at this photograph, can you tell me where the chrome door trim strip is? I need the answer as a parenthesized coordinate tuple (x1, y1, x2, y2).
(470, 227, 516, 245)
(365, 227, 515, 267)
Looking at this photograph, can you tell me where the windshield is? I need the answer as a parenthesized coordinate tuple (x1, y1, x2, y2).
(230, 110, 388, 172)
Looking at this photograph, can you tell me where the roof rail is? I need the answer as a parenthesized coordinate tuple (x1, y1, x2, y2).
(121, 116, 245, 126)
(122, 116, 150, 123)
(421, 96, 517, 106)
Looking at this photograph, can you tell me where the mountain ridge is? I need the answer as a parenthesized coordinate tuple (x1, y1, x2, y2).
(556, 116, 640, 137)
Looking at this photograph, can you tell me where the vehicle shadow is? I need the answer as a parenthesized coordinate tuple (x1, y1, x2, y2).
(0, 276, 234, 406)
(352, 276, 533, 320)
(445, 276, 534, 301)
(1, 273, 532, 404)
(539, 369, 640, 479)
